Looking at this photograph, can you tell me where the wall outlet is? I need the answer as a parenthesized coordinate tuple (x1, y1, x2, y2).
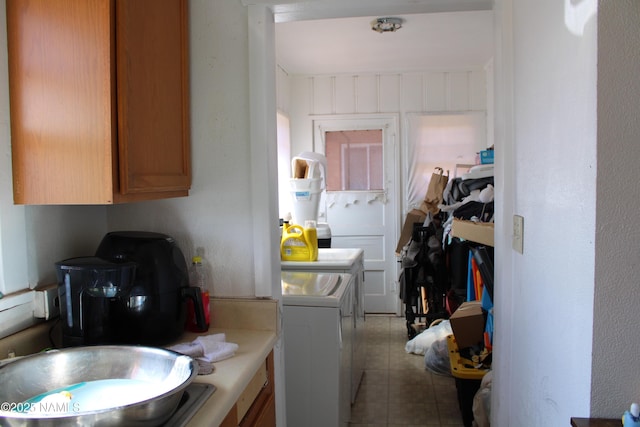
(33, 284, 60, 320)
(513, 214, 524, 254)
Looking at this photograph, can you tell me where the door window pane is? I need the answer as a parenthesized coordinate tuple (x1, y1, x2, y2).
(325, 129, 383, 191)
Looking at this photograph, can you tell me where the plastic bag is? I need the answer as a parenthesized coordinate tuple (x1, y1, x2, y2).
(472, 370, 492, 427)
(425, 338, 452, 376)
(405, 320, 452, 355)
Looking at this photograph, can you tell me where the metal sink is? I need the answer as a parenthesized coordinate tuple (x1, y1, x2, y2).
(0, 346, 199, 426)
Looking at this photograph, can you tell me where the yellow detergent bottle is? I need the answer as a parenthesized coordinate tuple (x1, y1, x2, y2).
(281, 222, 318, 261)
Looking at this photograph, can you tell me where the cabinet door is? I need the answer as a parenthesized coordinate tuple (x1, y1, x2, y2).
(7, 0, 190, 204)
(7, 0, 115, 204)
(116, 0, 191, 199)
(239, 351, 276, 427)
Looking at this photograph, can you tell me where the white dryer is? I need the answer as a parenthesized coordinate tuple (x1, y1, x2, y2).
(281, 248, 365, 403)
(281, 270, 353, 427)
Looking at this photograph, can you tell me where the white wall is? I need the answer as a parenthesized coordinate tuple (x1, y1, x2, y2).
(495, 4, 640, 421)
(277, 65, 291, 115)
(284, 70, 490, 235)
(0, 1, 262, 298)
(287, 70, 488, 157)
(108, 4, 286, 422)
(5, 0, 640, 423)
(492, 0, 597, 425)
(592, 0, 640, 416)
(2, 1, 285, 421)
(107, 0, 260, 297)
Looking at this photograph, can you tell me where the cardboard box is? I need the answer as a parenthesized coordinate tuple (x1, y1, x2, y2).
(449, 301, 485, 349)
(395, 209, 427, 254)
(451, 218, 494, 247)
(293, 158, 308, 178)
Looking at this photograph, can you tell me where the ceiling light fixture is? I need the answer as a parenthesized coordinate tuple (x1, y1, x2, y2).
(371, 17, 404, 33)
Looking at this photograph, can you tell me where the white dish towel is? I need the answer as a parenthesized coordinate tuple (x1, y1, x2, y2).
(169, 333, 239, 375)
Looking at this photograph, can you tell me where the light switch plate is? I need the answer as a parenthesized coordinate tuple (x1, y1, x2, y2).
(513, 215, 524, 254)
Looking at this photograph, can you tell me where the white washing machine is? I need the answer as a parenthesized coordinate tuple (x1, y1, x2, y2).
(281, 248, 365, 403)
(281, 270, 353, 427)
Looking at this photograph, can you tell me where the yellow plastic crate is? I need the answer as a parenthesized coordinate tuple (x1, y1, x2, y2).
(446, 334, 489, 380)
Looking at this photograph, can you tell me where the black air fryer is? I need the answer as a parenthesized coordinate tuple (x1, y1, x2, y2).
(56, 231, 206, 347)
(94, 231, 206, 346)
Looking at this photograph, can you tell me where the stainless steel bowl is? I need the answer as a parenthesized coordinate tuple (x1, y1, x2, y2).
(0, 345, 198, 426)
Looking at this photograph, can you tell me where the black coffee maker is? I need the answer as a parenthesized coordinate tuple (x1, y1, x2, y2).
(56, 257, 136, 347)
(56, 231, 206, 347)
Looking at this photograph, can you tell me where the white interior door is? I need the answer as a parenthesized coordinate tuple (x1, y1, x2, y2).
(314, 115, 400, 314)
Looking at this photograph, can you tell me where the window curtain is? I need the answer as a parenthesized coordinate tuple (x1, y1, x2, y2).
(405, 112, 486, 211)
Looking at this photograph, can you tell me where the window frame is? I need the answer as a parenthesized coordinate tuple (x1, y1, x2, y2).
(313, 114, 396, 192)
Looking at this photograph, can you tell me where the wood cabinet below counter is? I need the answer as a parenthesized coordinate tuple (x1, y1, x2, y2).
(6, 0, 190, 205)
(221, 351, 275, 427)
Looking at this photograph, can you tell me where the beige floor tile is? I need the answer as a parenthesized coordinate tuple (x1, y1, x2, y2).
(388, 401, 440, 425)
(389, 353, 425, 371)
(390, 386, 435, 402)
(367, 343, 390, 354)
(358, 383, 389, 404)
(388, 425, 441, 427)
(352, 401, 389, 424)
(350, 315, 465, 427)
(367, 353, 390, 370)
(438, 402, 467, 425)
(388, 369, 432, 386)
(362, 369, 390, 385)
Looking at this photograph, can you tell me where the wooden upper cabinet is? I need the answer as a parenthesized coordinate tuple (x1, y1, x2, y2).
(6, 0, 190, 205)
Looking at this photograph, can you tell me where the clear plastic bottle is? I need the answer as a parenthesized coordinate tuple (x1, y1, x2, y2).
(189, 256, 207, 288)
(187, 255, 210, 332)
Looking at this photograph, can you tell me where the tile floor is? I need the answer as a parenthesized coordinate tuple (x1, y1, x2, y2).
(349, 315, 465, 427)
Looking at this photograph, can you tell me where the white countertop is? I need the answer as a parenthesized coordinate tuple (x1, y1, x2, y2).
(0, 298, 279, 427)
(182, 327, 277, 427)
